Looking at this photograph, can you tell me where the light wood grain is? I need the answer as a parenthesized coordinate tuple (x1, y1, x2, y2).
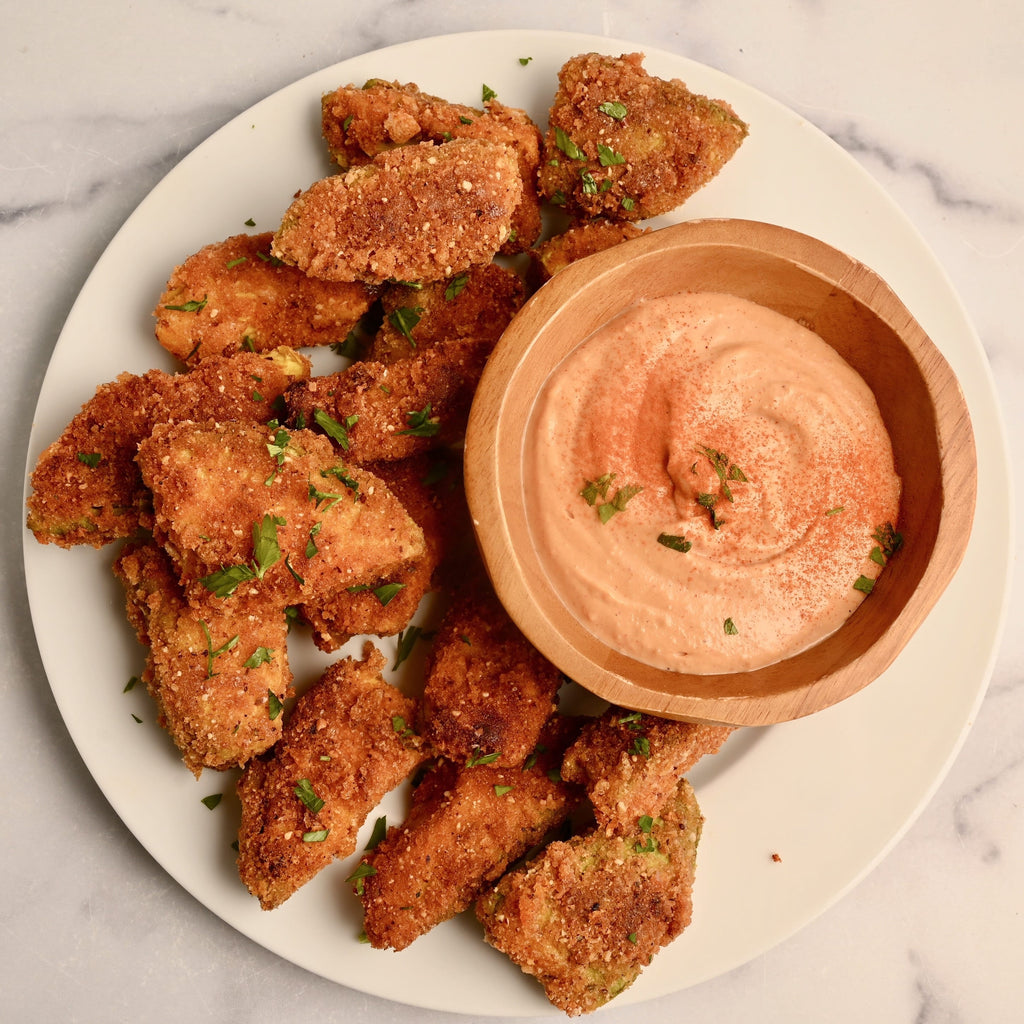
(464, 219, 977, 726)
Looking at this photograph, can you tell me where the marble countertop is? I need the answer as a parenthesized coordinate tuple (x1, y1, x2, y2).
(3, 2, 1021, 1021)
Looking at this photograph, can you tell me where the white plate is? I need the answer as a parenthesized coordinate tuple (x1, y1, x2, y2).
(22, 29, 1012, 1017)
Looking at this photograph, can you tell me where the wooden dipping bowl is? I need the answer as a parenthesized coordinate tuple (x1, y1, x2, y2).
(464, 219, 977, 727)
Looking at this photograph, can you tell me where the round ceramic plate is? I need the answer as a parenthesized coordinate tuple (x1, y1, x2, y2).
(22, 29, 1012, 1016)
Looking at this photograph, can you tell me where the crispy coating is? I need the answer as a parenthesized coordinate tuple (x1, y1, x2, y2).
(271, 138, 522, 284)
(153, 232, 376, 363)
(537, 52, 747, 221)
(476, 779, 703, 1016)
(417, 572, 563, 768)
(526, 219, 646, 290)
(25, 349, 311, 548)
(236, 644, 429, 910)
(358, 715, 584, 950)
(368, 262, 524, 365)
(284, 341, 485, 464)
(561, 709, 733, 829)
(114, 540, 292, 777)
(299, 452, 462, 651)
(135, 420, 425, 609)
(320, 80, 542, 252)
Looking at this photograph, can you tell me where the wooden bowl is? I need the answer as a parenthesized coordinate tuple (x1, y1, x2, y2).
(464, 219, 977, 726)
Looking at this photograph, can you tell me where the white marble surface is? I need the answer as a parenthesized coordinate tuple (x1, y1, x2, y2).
(3, 1, 1021, 1021)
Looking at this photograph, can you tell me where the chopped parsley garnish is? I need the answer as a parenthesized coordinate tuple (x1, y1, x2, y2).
(872, 522, 904, 560)
(825, 506, 845, 516)
(366, 815, 387, 851)
(466, 748, 501, 768)
(164, 295, 208, 313)
(580, 472, 643, 523)
(373, 582, 405, 606)
(123, 675, 140, 693)
(724, 617, 739, 635)
(518, 56, 533, 66)
(494, 785, 514, 797)
(580, 169, 598, 194)
(313, 408, 357, 450)
(554, 126, 586, 160)
(597, 143, 625, 166)
(444, 272, 469, 301)
(695, 445, 748, 502)
(200, 620, 239, 677)
(201, 793, 223, 810)
(244, 217, 256, 227)
(630, 735, 651, 759)
(397, 403, 441, 437)
(388, 306, 424, 346)
(199, 515, 284, 597)
(391, 715, 415, 740)
(294, 777, 324, 814)
(657, 533, 692, 553)
(347, 862, 377, 894)
(482, 83, 497, 103)
(621, 195, 635, 211)
(393, 625, 425, 669)
(618, 711, 643, 729)
(256, 250, 286, 267)
(305, 521, 321, 558)
(598, 100, 628, 120)
(77, 451, 102, 468)
(697, 492, 724, 529)
(346, 581, 406, 606)
(634, 815, 658, 853)
(853, 575, 875, 594)
(267, 689, 284, 720)
(243, 646, 274, 669)
(264, 425, 291, 484)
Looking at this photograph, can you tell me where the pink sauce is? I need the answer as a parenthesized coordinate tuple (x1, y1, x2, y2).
(524, 291, 901, 674)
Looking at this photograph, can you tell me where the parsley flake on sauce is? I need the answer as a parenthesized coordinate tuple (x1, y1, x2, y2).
(723, 617, 739, 635)
(657, 533, 692, 553)
(581, 473, 643, 524)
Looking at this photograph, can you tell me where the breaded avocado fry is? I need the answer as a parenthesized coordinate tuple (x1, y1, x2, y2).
(476, 779, 703, 1016)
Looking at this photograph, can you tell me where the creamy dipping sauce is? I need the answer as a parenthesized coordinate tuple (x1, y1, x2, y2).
(524, 291, 901, 675)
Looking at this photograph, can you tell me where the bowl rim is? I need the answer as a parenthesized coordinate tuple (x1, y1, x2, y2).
(464, 218, 978, 726)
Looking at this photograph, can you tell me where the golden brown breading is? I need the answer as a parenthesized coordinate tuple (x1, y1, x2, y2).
(284, 341, 485, 464)
(298, 452, 459, 651)
(525, 219, 646, 290)
(236, 643, 429, 910)
(537, 52, 747, 221)
(135, 420, 425, 610)
(367, 262, 524, 365)
(416, 572, 563, 768)
(561, 709, 733, 830)
(476, 778, 703, 1016)
(114, 540, 292, 777)
(25, 349, 311, 549)
(358, 715, 584, 950)
(153, 232, 376, 363)
(320, 80, 542, 252)
(272, 138, 522, 284)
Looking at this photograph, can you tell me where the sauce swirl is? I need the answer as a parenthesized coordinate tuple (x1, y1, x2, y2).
(524, 291, 901, 674)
